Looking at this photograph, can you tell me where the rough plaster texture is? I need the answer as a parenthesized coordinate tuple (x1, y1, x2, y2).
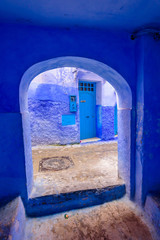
(28, 68, 116, 145)
(101, 106, 115, 141)
(28, 68, 79, 145)
(28, 98, 79, 145)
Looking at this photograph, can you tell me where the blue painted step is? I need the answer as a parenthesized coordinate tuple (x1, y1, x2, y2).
(25, 184, 125, 217)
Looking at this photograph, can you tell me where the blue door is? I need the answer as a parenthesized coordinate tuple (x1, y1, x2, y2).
(79, 81, 96, 140)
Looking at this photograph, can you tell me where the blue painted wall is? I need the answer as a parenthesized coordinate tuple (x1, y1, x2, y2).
(101, 106, 115, 141)
(28, 68, 117, 145)
(96, 105, 115, 140)
(0, 2, 160, 238)
(96, 105, 102, 138)
(143, 36, 160, 198)
(28, 68, 80, 145)
(0, 4, 160, 237)
(135, 35, 160, 204)
(0, 23, 136, 201)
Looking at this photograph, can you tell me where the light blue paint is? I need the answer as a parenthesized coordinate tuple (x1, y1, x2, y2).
(62, 114, 75, 126)
(114, 104, 118, 135)
(28, 69, 117, 145)
(28, 73, 80, 145)
(79, 81, 96, 140)
(20, 56, 132, 113)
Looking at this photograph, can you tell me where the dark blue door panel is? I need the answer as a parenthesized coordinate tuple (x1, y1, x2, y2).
(79, 82, 96, 140)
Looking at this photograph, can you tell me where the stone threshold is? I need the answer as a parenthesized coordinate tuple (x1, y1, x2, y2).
(25, 184, 125, 217)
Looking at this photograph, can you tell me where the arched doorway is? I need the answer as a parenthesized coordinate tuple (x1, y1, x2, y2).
(19, 56, 132, 200)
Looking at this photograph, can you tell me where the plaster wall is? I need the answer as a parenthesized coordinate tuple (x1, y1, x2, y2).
(0, 23, 135, 202)
(28, 68, 80, 145)
(142, 36, 160, 197)
(135, 35, 160, 204)
(28, 68, 117, 145)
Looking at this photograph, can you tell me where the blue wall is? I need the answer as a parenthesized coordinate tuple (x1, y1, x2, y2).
(0, 23, 136, 114)
(143, 36, 160, 197)
(135, 35, 160, 204)
(28, 83, 80, 145)
(101, 106, 115, 141)
(96, 105, 102, 138)
(0, 23, 136, 201)
(28, 69, 117, 145)
(96, 105, 115, 140)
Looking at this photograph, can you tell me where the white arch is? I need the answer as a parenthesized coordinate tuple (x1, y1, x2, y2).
(19, 56, 132, 198)
(20, 56, 132, 113)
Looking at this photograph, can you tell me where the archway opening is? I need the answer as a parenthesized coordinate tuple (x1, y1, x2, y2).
(20, 57, 132, 213)
(27, 67, 119, 198)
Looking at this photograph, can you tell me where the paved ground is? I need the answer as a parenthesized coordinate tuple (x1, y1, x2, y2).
(31, 141, 123, 198)
(25, 197, 157, 240)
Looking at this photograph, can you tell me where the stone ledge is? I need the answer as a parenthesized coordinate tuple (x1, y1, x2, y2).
(25, 184, 125, 217)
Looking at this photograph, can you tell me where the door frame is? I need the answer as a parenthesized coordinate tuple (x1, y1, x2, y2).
(79, 81, 96, 140)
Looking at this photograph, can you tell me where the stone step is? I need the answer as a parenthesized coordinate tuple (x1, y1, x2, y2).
(25, 184, 125, 217)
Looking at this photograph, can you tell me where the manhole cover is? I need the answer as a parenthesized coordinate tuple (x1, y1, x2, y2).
(39, 156, 74, 172)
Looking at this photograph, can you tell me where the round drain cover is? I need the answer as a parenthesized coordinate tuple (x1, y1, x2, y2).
(39, 156, 74, 172)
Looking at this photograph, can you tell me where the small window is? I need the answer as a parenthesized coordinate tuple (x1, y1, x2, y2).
(80, 83, 83, 86)
(80, 87, 83, 91)
(91, 88, 94, 91)
(88, 83, 90, 87)
(91, 84, 94, 87)
(84, 83, 87, 86)
(88, 88, 90, 91)
(84, 88, 87, 91)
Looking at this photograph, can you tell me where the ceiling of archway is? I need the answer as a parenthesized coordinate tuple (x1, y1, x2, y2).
(0, 0, 160, 31)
